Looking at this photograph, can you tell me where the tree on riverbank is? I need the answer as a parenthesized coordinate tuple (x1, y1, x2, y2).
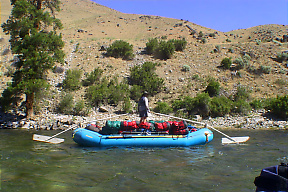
(1, 0, 65, 118)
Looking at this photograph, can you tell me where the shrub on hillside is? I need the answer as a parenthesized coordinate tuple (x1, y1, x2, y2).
(82, 67, 103, 86)
(168, 38, 187, 51)
(129, 85, 143, 101)
(276, 52, 288, 63)
(154, 40, 175, 60)
(106, 40, 134, 60)
(73, 99, 89, 116)
(62, 69, 82, 91)
(250, 99, 267, 110)
(181, 65, 190, 72)
(58, 93, 74, 114)
(85, 79, 110, 107)
(154, 101, 173, 114)
(232, 99, 251, 115)
(173, 93, 211, 117)
(266, 95, 288, 119)
(205, 79, 220, 97)
(210, 96, 232, 117)
(146, 38, 158, 55)
(221, 57, 232, 69)
(129, 62, 164, 96)
(122, 97, 132, 113)
(233, 85, 251, 102)
(85, 77, 130, 107)
(258, 65, 271, 74)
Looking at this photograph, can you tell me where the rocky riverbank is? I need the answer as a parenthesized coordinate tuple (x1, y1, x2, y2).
(1, 109, 287, 130)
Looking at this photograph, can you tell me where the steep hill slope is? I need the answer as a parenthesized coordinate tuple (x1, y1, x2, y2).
(1, 0, 287, 112)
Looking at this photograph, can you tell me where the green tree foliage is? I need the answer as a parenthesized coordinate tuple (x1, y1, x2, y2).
(233, 85, 251, 102)
(145, 38, 187, 60)
(145, 38, 158, 55)
(155, 40, 175, 60)
(266, 95, 288, 119)
(58, 93, 74, 114)
(276, 52, 288, 63)
(168, 38, 187, 51)
(122, 97, 132, 113)
(154, 101, 173, 114)
(172, 93, 211, 117)
(221, 57, 232, 69)
(210, 96, 232, 117)
(106, 40, 134, 60)
(82, 67, 103, 86)
(129, 62, 164, 96)
(85, 79, 110, 107)
(205, 79, 220, 97)
(85, 77, 130, 107)
(232, 99, 251, 115)
(1, 0, 65, 117)
(62, 69, 82, 91)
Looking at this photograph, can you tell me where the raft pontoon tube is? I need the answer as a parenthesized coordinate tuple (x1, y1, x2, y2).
(72, 128, 213, 147)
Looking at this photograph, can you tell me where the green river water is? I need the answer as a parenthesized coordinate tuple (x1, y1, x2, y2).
(0, 128, 287, 192)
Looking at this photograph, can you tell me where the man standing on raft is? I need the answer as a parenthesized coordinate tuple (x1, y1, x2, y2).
(138, 91, 150, 124)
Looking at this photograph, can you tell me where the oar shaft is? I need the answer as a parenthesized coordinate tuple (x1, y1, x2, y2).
(152, 112, 236, 142)
(46, 113, 128, 141)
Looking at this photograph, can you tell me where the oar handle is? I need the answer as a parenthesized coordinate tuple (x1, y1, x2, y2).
(152, 112, 236, 142)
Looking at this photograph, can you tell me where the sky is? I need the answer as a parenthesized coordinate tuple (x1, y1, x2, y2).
(92, 0, 288, 32)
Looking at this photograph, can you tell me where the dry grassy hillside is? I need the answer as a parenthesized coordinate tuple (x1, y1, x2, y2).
(1, 0, 288, 111)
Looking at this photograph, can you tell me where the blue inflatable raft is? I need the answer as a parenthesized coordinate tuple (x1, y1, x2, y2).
(72, 128, 213, 147)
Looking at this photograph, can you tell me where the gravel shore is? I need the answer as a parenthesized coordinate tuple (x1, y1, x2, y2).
(1, 109, 287, 130)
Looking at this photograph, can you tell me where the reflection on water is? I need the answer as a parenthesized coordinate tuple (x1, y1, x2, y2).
(0, 129, 287, 192)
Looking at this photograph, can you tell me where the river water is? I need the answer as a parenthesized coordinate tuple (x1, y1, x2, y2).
(0, 128, 287, 192)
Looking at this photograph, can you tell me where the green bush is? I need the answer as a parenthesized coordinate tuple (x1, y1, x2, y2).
(154, 101, 173, 114)
(181, 65, 190, 72)
(198, 31, 203, 37)
(155, 40, 175, 60)
(173, 93, 211, 117)
(85, 79, 110, 107)
(250, 99, 267, 110)
(210, 96, 232, 117)
(73, 99, 89, 116)
(129, 62, 164, 96)
(129, 85, 143, 101)
(58, 93, 74, 114)
(258, 65, 271, 74)
(82, 67, 103, 86)
(205, 79, 220, 97)
(85, 77, 130, 107)
(62, 69, 82, 91)
(232, 99, 251, 115)
(146, 38, 158, 55)
(233, 55, 250, 70)
(221, 57, 232, 69)
(122, 97, 132, 113)
(168, 38, 187, 51)
(266, 95, 288, 119)
(233, 85, 251, 102)
(108, 79, 130, 105)
(106, 40, 134, 60)
(276, 52, 288, 63)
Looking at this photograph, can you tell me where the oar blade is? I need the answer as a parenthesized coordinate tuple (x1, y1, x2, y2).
(33, 134, 65, 144)
(222, 136, 250, 144)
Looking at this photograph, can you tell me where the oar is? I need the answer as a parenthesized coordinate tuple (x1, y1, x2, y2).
(33, 113, 128, 144)
(152, 112, 250, 144)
